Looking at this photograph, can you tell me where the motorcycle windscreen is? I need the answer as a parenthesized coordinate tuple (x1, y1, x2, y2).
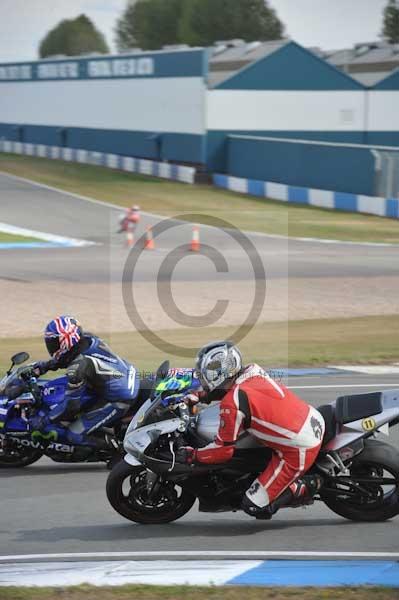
(124, 417, 183, 457)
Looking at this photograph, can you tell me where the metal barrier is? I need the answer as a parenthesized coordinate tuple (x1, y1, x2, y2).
(373, 149, 399, 199)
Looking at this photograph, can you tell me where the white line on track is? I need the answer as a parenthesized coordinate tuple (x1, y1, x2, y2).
(0, 171, 162, 219)
(1, 551, 399, 562)
(2, 171, 397, 248)
(247, 229, 399, 248)
(289, 383, 399, 389)
(0, 221, 96, 247)
(330, 366, 399, 375)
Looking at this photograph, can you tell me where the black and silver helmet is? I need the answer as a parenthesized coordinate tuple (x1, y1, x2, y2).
(195, 340, 242, 392)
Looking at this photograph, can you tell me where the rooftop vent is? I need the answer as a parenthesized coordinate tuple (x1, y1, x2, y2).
(353, 41, 387, 56)
(215, 39, 246, 48)
(245, 41, 262, 54)
(212, 44, 227, 56)
(354, 44, 375, 57)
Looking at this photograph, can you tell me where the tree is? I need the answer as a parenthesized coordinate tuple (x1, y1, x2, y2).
(382, 0, 399, 43)
(115, 1, 139, 50)
(116, 0, 185, 51)
(39, 14, 109, 58)
(115, 0, 284, 51)
(179, 0, 284, 47)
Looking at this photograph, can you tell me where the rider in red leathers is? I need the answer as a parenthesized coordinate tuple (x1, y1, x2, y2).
(179, 341, 325, 519)
(118, 205, 141, 233)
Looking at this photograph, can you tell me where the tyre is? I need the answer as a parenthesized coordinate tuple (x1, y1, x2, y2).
(0, 447, 43, 468)
(106, 459, 196, 524)
(321, 439, 399, 522)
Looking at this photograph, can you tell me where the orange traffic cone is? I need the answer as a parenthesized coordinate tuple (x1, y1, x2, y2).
(126, 230, 134, 248)
(144, 226, 155, 250)
(190, 225, 200, 252)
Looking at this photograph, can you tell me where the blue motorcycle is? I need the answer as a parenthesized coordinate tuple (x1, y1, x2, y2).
(0, 351, 140, 468)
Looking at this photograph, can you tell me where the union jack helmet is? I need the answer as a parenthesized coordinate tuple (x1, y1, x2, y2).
(44, 316, 83, 360)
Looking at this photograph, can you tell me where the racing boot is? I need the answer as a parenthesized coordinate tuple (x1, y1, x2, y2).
(241, 481, 275, 520)
(241, 474, 323, 520)
(271, 474, 323, 512)
(286, 473, 323, 508)
(241, 495, 274, 519)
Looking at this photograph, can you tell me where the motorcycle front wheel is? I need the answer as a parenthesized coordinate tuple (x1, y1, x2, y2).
(0, 446, 43, 468)
(321, 439, 399, 522)
(106, 459, 196, 524)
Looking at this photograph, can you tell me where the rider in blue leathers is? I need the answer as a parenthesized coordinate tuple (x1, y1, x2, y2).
(31, 316, 141, 448)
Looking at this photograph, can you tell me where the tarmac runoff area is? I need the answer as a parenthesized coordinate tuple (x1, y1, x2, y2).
(1, 171, 399, 336)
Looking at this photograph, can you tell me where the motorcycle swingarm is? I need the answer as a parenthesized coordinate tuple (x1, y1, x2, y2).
(322, 476, 399, 500)
(327, 476, 399, 486)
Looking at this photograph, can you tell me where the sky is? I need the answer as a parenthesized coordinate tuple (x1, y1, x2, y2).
(0, 0, 392, 63)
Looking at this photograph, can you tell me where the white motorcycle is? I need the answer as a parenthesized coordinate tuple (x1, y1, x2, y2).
(107, 366, 399, 524)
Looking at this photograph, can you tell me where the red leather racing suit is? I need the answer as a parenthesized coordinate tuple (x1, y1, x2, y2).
(196, 364, 325, 508)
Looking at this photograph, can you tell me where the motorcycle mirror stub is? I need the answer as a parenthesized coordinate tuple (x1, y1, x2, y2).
(11, 352, 30, 366)
(7, 352, 30, 376)
(156, 361, 170, 380)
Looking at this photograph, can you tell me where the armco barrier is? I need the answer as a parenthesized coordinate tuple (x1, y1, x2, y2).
(0, 139, 196, 184)
(214, 174, 399, 220)
(225, 135, 377, 196)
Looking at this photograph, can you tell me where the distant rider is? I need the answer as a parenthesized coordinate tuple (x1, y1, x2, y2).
(118, 204, 141, 234)
(178, 341, 325, 520)
(31, 316, 140, 448)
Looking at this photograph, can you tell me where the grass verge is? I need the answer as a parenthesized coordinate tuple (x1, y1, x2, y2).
(1, 315, 398, 375)
(0, 154, 398, 243)
(0, 231, 42, 243)
(0, 585, 397, 600)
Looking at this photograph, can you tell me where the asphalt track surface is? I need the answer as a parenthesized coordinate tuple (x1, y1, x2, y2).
(1, 373, 399, 556)
(1, 172, 399, 557)
(1, 171, 399, 285)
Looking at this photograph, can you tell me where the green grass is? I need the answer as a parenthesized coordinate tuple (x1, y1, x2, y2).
(0, 231, 43, 243)
(1, 315, 399, 375)
(0, 154, 398, 243)
(0, 585, 396, 600)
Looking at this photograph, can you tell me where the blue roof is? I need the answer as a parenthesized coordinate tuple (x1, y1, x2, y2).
(372, 66, 399, 89)
(215, 41, 364, 91)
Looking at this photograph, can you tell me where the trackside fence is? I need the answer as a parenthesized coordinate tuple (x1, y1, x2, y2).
(2, 138, 399, 219)
(214, 173, 399, 220)
(0, 139, 196, 184)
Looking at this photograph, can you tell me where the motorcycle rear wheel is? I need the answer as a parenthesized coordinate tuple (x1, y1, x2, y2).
(106, 459, 196, 524)
(321, 439, 399, 522)
(0, 447, 43, 468)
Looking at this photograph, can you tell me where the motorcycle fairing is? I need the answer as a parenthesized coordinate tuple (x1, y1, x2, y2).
(124, 417, 183, 459)
(324, 389, 399, 452)
(0, 373, 93, 445)
(124, 387, 399, 472)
